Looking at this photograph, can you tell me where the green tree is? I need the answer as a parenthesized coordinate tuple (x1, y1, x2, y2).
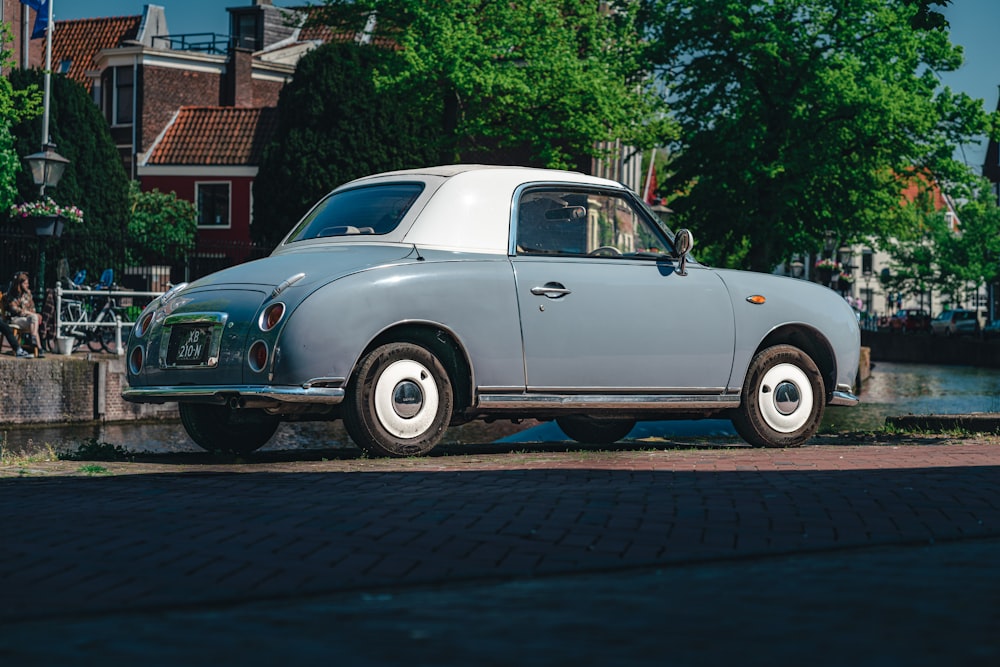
(126, 182, 198, 266)
(642, 0, 992, 272)
(316, 0, 670, 168)
(928, 187, 1000, 307)
(252, 41, 442, 246)
(0, 26, 43, 212)
(8, 68, 129, 244)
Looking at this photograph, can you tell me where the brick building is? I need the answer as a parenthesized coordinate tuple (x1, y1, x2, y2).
(5, 0, 323, 245)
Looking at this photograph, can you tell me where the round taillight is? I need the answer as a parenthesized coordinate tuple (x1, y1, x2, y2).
(260, 303, 285, 331)
(136, 311, 154, 337)
(248, 340, 269, 372)
(129, 346, 143, 375)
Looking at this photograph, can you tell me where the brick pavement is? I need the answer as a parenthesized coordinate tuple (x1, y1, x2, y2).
(2, 438, 999, 627)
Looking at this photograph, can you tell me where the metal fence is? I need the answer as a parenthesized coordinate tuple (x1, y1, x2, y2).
(0, 227, 272, 296)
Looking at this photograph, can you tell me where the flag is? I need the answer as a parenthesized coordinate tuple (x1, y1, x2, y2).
(19, 0, 50, 40)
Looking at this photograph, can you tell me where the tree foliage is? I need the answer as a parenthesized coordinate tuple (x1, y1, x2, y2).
(126, 182, 198, 265)
(252, 41, 442, 246)
(315, 0, 671, 168)
(890, 191, 1000, 310)
(7, 68, 129, 243)
(0, 26, 43, 212)
(642, 0, 992, 272)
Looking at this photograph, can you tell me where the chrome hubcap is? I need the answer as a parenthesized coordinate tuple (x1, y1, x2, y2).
(773, 381, 800, 415)
(392, 380, 424, 419)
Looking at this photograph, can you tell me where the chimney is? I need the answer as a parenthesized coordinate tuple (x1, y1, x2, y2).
(224, 47, 254, 107)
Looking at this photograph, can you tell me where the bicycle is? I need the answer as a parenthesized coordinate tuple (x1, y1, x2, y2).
(57, 281, 121, 354)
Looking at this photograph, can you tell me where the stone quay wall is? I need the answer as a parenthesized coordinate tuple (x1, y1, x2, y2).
(0, 355, 177, 425)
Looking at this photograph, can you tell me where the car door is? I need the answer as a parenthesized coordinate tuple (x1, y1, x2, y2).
(511, 186, 735, 392)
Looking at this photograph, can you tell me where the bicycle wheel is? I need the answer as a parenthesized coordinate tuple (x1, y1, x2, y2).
(88, 308, 118, 353)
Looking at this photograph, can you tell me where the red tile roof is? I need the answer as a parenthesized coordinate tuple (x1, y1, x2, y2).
(44, 16, 143, 91)
(295, 5, 396, 48)
(146, 107, 279, 166)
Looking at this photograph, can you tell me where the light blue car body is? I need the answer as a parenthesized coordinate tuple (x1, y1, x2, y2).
(123, 165, 860, 451)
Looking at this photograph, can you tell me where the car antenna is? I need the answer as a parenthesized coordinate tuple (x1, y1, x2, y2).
(412, 244, 425, 261)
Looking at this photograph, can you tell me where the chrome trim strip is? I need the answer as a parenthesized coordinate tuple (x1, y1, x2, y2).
(829, 390, 859, 407)
(122, 385, 345, 405)
(477, 393, 740, 410)
(524, 386, 726, 394)
(302, 376, 346, 389)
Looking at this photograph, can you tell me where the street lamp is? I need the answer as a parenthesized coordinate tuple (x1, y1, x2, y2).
(24, 144, 70, 195)
(837, 246, 853, 274)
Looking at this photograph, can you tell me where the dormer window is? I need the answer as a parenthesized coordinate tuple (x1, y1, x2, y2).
(232, 11, 260, 50)
(58, 59, 72, 74)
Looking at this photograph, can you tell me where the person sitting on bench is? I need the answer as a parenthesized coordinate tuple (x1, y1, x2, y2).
(4, 271, 43, 356)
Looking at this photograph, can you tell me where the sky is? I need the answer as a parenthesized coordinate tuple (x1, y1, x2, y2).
(53, 0, 1000, 166)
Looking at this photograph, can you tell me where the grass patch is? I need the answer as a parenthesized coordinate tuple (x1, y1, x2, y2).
(58, 438, 134, 462)
(77, 464, 110, 476)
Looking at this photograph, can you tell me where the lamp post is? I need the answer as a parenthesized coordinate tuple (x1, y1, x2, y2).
(24, 144, 69, 196)
(21, 0, 69, 299)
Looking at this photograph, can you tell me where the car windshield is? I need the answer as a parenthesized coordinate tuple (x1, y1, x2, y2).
(285, 183, 424, 242)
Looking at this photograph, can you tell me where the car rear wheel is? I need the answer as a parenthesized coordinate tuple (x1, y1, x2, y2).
(344, 342, 454, 457)
(731, 344, 824, 448)
(179, 403, 280, 454)
(556, 416, 636, 444)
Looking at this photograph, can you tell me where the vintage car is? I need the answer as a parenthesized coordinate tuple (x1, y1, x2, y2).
(123, 165, 860, 456)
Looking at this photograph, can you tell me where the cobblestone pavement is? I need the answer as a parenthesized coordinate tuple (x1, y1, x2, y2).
(1, 434, 999, 665)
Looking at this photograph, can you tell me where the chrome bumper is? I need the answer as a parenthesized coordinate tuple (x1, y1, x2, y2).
(122, 385, 345, 405)
(829, 384, 860, 407)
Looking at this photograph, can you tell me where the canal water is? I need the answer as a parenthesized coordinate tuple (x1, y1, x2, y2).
(2, 361, 998, 456)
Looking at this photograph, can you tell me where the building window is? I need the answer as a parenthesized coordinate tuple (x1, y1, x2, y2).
(233, 12, 259, 50)
(861, 248, 874, 276)
(112, 66, 134, 125)
(196, 183, 231, 228)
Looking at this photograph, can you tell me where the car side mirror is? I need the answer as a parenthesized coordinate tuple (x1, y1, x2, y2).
(673, 228, 693, 276)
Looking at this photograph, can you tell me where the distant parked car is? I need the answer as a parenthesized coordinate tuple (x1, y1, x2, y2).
(930, 309, 980, 337)
(888, 308, 931, 333)
(983, 320, 1000, 340)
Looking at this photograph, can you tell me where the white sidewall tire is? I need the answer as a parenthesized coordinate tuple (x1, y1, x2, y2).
(756, 362, 814, 434)
(373, 359, 440, 439)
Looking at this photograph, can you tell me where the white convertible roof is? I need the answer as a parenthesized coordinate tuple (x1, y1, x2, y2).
(287, 165, 630, 255)
(361, 166, 627, 254)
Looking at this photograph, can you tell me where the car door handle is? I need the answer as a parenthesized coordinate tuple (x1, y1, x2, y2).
(531, 283, 572, 298)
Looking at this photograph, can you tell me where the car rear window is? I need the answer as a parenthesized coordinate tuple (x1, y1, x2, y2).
(285, 183, 424, 242)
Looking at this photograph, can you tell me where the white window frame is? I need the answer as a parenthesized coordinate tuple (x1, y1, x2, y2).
(195, 181, 232, 229)
(111, 65, 134, 127)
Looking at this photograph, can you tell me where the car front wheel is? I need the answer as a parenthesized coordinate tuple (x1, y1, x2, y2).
(179, 403, 280, 454)
(344, 342, 454, 457)
(731, 344, 824, 448)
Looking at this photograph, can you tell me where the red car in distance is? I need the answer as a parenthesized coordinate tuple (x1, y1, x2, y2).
(889, 308, 931, 333)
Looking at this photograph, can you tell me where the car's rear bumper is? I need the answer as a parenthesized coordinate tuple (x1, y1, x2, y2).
(122, 385, 345, 406)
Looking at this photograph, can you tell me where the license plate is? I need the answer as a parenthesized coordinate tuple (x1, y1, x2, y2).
(167, 326, 212, 366)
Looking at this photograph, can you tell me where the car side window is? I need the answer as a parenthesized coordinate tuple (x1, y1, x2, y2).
(515, 189, 667, 258)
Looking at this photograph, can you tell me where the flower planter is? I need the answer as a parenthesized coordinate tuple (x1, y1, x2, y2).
(19, 215, 65, 238)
